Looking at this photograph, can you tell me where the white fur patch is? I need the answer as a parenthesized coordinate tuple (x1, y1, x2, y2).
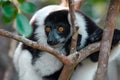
(68, 12, 88, 49)
(14, 43, 65, 80)
(33, 45, 66, 76)
(13, 43, 41, 80)
(75, 13, 88, 48)
(33, 52, 63, 76)
(71, 59, 97, 80)
(30, 5, 68, 24)
(13, 43, 22, 71)
(109, 44, 120, 62)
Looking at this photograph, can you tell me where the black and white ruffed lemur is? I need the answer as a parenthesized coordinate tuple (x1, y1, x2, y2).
(13, 5, 120, 80)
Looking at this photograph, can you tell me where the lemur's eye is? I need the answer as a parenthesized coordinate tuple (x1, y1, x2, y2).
(58, 27, 64, 32)
(45, 27, 51, 33)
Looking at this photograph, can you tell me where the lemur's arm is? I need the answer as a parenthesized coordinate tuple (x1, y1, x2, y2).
(88, 28, 120, 46)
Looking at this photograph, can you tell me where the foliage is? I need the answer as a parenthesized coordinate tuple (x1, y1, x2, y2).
(81, 0, 109, 19)
(0, 0, 36, 37)
(16, 14, 33, 37)
(1, 1, 17, 23)
(20, 2, 36, 14)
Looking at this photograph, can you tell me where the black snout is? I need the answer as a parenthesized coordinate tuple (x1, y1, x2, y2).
(47, 39, 58, 45)
(47, 30, 59, 45)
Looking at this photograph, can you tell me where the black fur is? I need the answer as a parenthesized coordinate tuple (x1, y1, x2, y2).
(44, 10, 71, 38)
(44, 10, 71, 46)
(88, 26, 120, 46)
(112, 29, 120, 45)
(82, 12, 120, 62)
(43, 68, 63, 80)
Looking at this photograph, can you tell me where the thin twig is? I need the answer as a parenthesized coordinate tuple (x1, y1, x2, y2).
(74, 0, 86, 10)
(96, 0, 120, 80)
(58, 0, 86, 80)
(68, 0, 78, 54)
(60, 0, 69, 7)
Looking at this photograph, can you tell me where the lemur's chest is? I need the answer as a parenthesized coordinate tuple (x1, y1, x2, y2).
(33, 52, 63, 77)
(32, 47, 66, 78)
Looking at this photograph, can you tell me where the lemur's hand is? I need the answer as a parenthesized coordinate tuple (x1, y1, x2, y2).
(88, 28, 103, 43)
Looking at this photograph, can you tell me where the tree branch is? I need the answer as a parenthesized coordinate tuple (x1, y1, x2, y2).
(0, 29, 70, 64)
(58, 42, 100, 80)
(96, 0, 120, 80)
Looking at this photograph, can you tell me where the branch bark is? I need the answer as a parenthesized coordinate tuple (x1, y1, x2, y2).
(96, 0, 120, 80)
(74, 0, 86, 10)
(68, 0, 78, 54)
(60, 0, 69, 7)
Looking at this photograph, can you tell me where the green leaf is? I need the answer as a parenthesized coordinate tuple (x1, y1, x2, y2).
(2, 5, 15, 18)
(16, 14, 33, 37)
(2, 15, 13, 23)
(1, 1, 18, 23)
(0, 0, 10, 6)
(0, 0, 9, 2)
(2, 2, 18, 23)
(20, 2, 36, 13)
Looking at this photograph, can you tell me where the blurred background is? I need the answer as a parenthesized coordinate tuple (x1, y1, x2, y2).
(0, 0, 120, 80)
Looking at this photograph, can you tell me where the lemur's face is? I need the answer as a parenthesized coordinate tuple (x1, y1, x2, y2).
(44, 10, 71, 48)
